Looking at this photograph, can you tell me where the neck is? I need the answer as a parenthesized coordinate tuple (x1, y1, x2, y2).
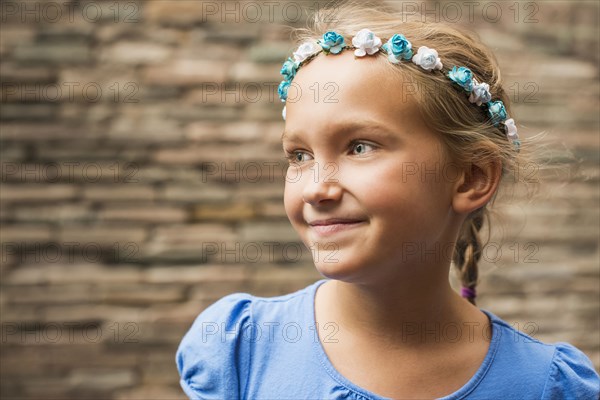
(324, 267, 473, 348)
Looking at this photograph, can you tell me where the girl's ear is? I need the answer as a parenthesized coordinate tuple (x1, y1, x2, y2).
(452, 159, 502, 215)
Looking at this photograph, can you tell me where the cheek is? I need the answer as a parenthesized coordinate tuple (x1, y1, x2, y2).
(357, 161, 438, 224)
(283, 171, 303, 222)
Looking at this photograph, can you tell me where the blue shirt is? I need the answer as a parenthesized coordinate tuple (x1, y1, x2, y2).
(176, 279, 600, 399)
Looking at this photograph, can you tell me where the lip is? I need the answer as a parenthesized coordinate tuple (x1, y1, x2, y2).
(308, 218, 365, 226)
(308, 220, 366, 236)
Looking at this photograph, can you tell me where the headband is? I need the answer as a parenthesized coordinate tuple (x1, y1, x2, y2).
(278, 29, 521, 153)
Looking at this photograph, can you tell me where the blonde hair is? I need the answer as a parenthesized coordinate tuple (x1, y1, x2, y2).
(288, 0, 573, 305)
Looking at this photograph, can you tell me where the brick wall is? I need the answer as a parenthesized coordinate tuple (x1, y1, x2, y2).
(1, 0, 598, 398)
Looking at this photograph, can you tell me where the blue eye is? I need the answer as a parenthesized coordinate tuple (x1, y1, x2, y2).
(285, 151, 313, 164)
(283, 140, 376, 164)
(351, 141, 375, 155)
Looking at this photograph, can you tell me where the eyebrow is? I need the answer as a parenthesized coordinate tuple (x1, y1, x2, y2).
(281, 121, 399, 143)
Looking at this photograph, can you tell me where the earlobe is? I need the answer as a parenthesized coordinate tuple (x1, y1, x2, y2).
(452, 160, 502, 215)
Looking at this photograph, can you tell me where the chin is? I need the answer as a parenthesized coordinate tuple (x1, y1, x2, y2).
(312, 253, 368, 283)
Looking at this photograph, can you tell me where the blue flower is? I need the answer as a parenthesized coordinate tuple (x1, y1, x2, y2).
(448, 66, 473, 92)
(487, 100, 507, 126)
(280, 57, 298, 81)
(382, 34, 413, 63)
(318, 31, 345, 54)
(278, 80, 291, 102)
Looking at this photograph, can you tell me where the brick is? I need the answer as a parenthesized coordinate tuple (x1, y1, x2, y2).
(204, 27, 260, 44)
(0, 224, 52, 243)
(142, 300, 208, 324)
(98, 205, 188, 223)
(108, 110, 185, 143)
(0, 103, 57, 120)
(152, 143, 280, 165)
(183, 121, 224, 140)
(143, 264, 248, 284)
(142, 223, 237, 262)
(18, 376, 72, 398)
(55, 67, 140, 104)
(230, 61, 279, 82)
(67, 369, 136, 391)
(58, 225, 147, 246)
(241, 102, 282, 121)
(8, 240, 142, 267)
(34, 145, 126, 161)
(185, 121, 282, 143)
(143, 0, 205, 26)
(0, 143, 25, 162)
(96, 23, 180, 44)
(14, 43, 91, 64)
(0, 123, 100, 141)
(183, 84, 275, 107)
(179, 42, 240, 61)
(255, 200, 287, 218)
(2, 284, 99, 306)
(82, 185, 156, 202)
(159, 183, 230, 203)
(43, 304, 144, 324)
(100, 42, 172, 65)
(143, 59, 228, 86)
(248, 43, 293, 63)
(2, 345, 139, 371)
(130, 321, 184, 347)
(169, 104, 240, 121)
(11, 203, 92, 223)
(237, 221, 300, 242)
(0, 64, 56, 83)
(192, 202, 255, 221)
(232, 182, 285, 201)
(0, 184, 78, 202)
(0, 27, 36, 49)
(99, 284, 184, 305)
(65, 104, 106, 125)
(24, 4, 96, 32)
(188, 280, 255, 302)
(130, 166, 204, 184)
(0, 304, 41, 323)
(5, 264, 143, 285)
(135, 85, 180, 101)
(1, 161, 129, 183)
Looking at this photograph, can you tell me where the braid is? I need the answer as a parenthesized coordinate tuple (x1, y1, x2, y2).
(453, 208, 487, 305)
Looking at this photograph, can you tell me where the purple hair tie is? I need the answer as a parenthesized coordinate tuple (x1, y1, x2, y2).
(461, 286, 477, 298)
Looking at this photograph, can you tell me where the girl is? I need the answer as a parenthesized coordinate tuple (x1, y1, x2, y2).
(176, 2, 600, 399)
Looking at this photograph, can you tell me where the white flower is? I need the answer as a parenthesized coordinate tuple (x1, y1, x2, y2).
(282, 106, 286, 120)
(351, 29, 382, 57)
(293, 41, 320, 63)
(412, 46, 443, 71)
(469, 79, 492, 106)
(504, 118, 518, 139)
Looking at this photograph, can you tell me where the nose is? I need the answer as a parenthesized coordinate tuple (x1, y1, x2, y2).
(301, 161, 342, 206)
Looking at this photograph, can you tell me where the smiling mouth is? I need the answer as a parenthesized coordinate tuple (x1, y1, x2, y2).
(309, 221, 366, 236)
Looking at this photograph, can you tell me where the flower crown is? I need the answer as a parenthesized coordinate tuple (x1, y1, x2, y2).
(278, 29, 520, 153)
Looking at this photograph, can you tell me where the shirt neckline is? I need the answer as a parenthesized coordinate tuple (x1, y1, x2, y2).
(308, 278, 501, 400)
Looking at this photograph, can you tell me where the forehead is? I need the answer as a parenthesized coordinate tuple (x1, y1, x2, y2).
(284, 50, 418, 138)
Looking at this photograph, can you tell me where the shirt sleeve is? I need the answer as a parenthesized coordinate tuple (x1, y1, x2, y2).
(176, 293, 253, 400)
(541, 342, 600, 400)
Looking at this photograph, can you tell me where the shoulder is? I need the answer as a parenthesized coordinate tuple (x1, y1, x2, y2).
(175, 283, 317, 399)
(176, 293, 254, 400)
(482, 310, 599, 399)
(541, 342, 600, 400)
